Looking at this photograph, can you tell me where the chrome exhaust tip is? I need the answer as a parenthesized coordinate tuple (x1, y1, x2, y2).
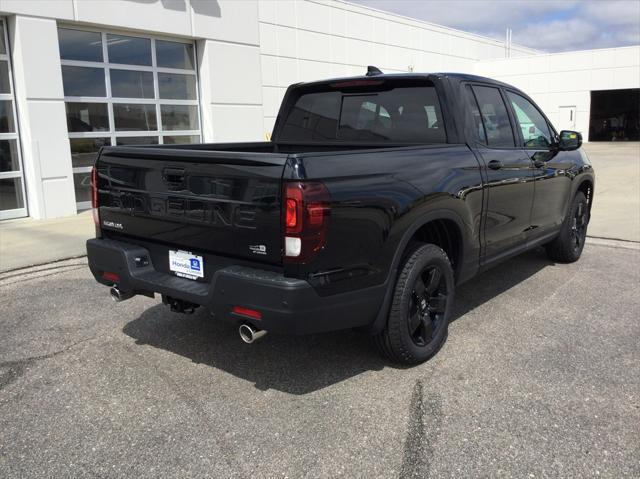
(239, 323, 267, 344)
(110, 286, 132, 302)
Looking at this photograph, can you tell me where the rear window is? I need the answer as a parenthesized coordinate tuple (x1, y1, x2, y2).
(278, 82, 446, 143)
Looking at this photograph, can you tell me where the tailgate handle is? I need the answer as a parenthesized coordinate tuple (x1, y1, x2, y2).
(163, 168, 186, 188)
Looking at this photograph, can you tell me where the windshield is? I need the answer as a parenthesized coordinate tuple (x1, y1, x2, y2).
(278, 82, 446, 143)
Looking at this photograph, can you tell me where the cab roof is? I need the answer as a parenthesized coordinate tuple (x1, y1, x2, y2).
(294, 71, 515, 90)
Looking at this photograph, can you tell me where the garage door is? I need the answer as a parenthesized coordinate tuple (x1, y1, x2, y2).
(589, 89, 640, 141)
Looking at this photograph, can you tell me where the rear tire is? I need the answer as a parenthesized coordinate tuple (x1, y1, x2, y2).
(374, 243, 454, 365)
(545, 191, 589, 263)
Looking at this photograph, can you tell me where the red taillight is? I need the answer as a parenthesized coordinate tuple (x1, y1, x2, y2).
(91, 166, 99, 226)
(285, 198, 298, 229)
(285, 183, 303, 234)
(232, 306, 262, 320)
(102, 271, 120, 282)
(283, 181, 330, 263)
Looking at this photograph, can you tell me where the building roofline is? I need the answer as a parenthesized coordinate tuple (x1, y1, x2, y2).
(477, 44, 640, 62)
(333, 0, 542, 55)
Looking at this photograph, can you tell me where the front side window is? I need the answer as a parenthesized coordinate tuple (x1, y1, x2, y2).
(471, 86, 514, 148)
(279, 83, 446, 143)
(58, 27, 201, 211)
(507, 92, 553, 148)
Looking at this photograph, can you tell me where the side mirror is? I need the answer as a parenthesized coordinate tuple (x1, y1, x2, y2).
(558, 130, 582, 151)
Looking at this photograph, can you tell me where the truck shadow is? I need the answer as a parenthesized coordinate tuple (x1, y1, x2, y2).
(122, 248, 553, 395)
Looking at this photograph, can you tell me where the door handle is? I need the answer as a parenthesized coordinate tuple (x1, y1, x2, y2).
(488, 160, 503, 170)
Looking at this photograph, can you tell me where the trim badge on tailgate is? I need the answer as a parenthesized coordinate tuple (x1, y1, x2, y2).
(102, 220, 123, 230)
(249, 244, 267, 255)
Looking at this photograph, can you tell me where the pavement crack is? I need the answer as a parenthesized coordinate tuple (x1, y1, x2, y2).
(400, 379, 442, 479)
(0, 337, 94, 391)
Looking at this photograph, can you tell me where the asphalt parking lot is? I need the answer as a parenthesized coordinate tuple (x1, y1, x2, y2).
(1, 241, 638, 478)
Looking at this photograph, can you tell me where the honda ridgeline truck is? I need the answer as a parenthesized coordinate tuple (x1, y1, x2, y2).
(87, 70, 594, 364)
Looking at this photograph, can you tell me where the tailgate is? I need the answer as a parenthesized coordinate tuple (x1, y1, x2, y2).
(96, 147, 287, 265)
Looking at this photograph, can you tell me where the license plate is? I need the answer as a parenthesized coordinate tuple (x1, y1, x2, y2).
(169, 250, 204, 280)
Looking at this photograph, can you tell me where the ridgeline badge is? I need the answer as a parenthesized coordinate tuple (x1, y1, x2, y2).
(102, 220, 123, 230)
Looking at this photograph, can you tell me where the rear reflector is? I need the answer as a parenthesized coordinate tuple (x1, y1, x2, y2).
(232, 306, 262, 320)
(102, 271, 120, 282)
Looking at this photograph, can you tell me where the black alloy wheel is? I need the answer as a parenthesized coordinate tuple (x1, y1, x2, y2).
(407, 265, 449, 347)
(374, 243, 454, 364)
(571, 197, 589, 254)
(546, 191, 590, 263)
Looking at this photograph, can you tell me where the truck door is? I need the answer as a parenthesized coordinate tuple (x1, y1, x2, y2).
(506, 91, 573, 237)
(466, 85, 535, 261)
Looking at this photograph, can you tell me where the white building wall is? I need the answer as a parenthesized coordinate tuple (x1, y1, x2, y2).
(474, 46, 640, 140)
(0, 0, 637, 219)
(257, 0, 539, 134)
(7, 15, 76, 218)
(0, 0, 266, 217)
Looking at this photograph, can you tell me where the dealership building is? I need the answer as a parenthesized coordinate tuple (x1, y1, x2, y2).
(0, 0, 638, 221)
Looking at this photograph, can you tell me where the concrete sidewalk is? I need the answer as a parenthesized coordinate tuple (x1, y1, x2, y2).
(583, 142, 640, 243)
(0, 211, 94, 272)
(0, 143, 637, 272)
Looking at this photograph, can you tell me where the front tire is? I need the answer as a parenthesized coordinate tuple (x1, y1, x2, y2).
(545, 191, 590, 263)
(374, 243, 454, 365)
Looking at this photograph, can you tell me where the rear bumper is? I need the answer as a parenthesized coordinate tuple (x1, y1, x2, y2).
(86, 238, 383, 334)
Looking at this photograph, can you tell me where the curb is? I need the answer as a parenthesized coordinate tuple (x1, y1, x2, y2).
(586, 236, 640, 250)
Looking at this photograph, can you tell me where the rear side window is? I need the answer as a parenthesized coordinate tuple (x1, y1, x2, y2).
(507, 92, 553, 148)
(279, 83, 446, 143)
(465, 85, 487, 144)
(471, 86, 515, 147)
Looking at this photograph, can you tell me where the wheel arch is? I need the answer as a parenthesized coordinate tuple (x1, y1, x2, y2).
(576, 178, 594, 212)
(365, 209, 472, 335)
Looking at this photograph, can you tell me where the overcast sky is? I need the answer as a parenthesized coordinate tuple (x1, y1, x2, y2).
(348, 0, 640, 52)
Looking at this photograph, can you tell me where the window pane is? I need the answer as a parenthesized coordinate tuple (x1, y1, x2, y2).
(161, 105, 199, 131)
(0, 100, 15, 133)
(158, 73, 197, 99)
(0, 139, 20, 172)
(0, 61, 10, 94)
(58, 28, 103, 62)
(163, 135, 200, 144)
(62, 66, 106, 97)
(70, 137, 111, 168)
(113, 104, 157, 131)
(280, 85, 446, 143)
(465, 85, 487, 144)
(73, 172, 92, 203)
(66, 102, 109, 132)
(0, 22, 6, 55)
(156, 40, 194, 69)
(106, 34, 152, 66)
(0, 178, 24, 211)
(116, 136, 159, 146)
(507, 92, 553, 148)
(472, 86, 514, 147)
(110, 69, 154, 98)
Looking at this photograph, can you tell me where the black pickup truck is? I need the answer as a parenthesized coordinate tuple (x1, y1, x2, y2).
(87, 71, 594, 364)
